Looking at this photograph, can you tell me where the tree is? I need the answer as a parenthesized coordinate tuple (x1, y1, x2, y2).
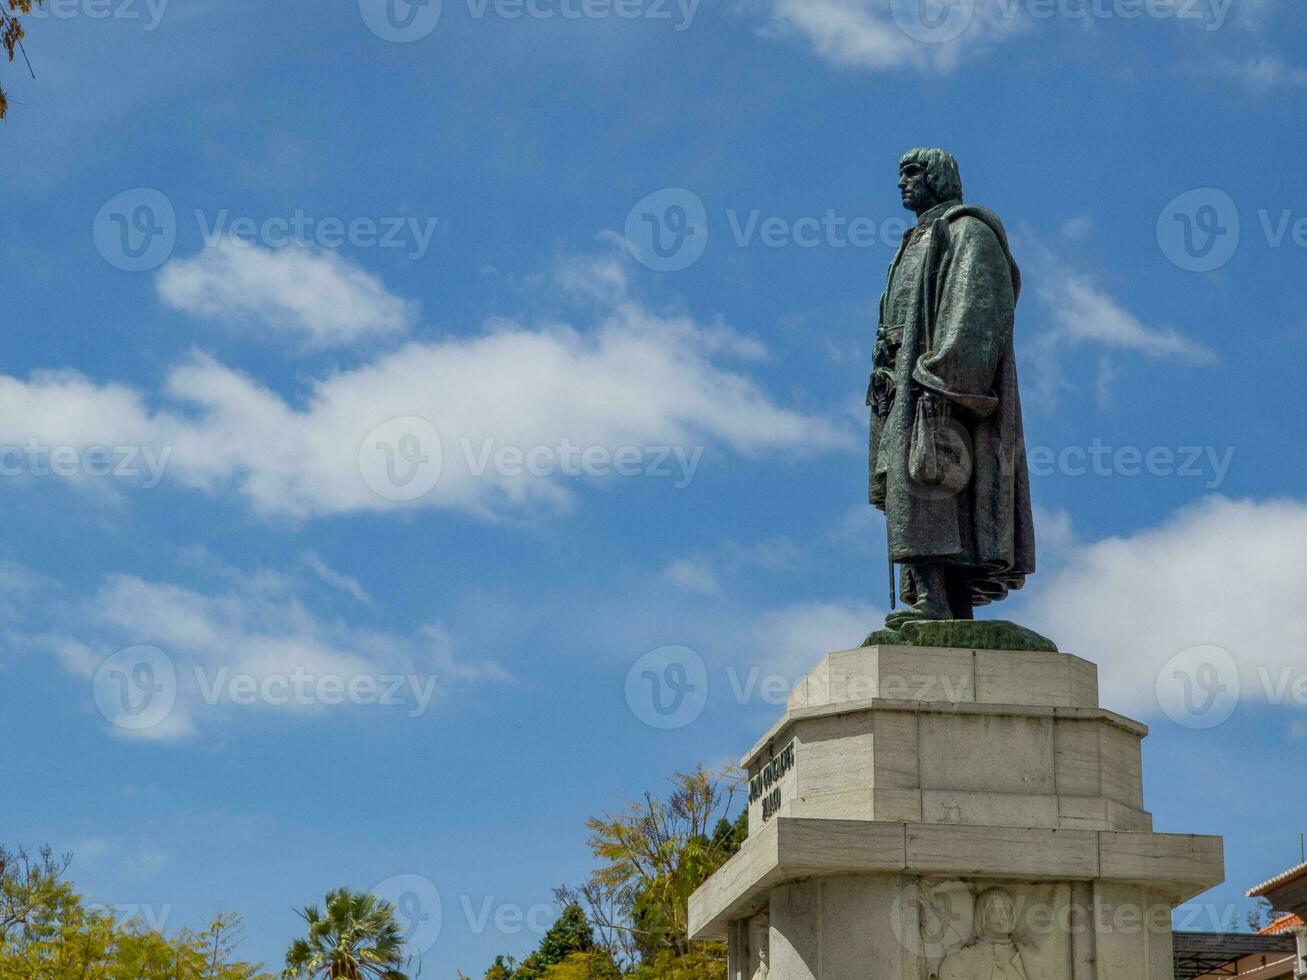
(471, 768, 745, 980)
(281, 888, 410, 980)
(193, 911, 270, 980)
(0, 885, 270, 979)
(540, 951, 622, 980)
(1, 0, 42, 118)
(1247, 896, 1277, 932)
(569, 768, 744, 972)
(0, 844, 73, 940)
(472, 904, 622, 980)
(508, 904, 600, 980)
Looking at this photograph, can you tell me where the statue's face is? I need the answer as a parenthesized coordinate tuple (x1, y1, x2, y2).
(975, 891, 1016, 939)
(898, 160, 936, 215)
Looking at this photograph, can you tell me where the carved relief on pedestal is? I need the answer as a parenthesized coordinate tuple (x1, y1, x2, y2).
(747, 909, 769, 980)
(935, 889, 1030, 980)
(917, 881, 1071, 980)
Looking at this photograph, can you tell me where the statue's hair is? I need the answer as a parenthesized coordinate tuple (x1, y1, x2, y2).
(900, 147, 963, 204)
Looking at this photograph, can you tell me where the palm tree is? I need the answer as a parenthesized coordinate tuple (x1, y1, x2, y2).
(281, 888, 409, 980)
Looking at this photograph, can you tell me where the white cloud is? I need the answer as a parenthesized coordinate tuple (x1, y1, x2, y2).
(303, 552, 375, 607)
(749, 599, 882, 679)
(753, 0, 1027, 73)
(1022, 241, 1215, 404)
(1039, 272, 1215, 362)
(663, 557, 722, 595)
(0, 253, 851, 520)
(1021, 496, 1307, 721)
(156, 239, 417, 350)
(662, 538, 806, 595)
(1215, 53, 1307, 89)
(32, 567, 509, 740)
(1060, 215, 1093, 241)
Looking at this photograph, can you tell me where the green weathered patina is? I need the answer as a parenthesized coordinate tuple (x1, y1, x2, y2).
(862, 619, 1058, 653)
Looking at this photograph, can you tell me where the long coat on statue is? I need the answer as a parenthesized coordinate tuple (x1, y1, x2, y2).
(868, 202, 1035, 607)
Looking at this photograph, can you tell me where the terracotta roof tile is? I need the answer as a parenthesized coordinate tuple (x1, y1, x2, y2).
(1261, 912, 1304, 935)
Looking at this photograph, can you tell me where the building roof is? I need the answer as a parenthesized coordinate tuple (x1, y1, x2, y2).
(1173, 932, 1298, 980)
(1249, 862, 1307, 898)
(1261, 913, 1304, 935)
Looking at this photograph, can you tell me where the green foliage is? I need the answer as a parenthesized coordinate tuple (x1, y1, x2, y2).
(0, 848, 269, 979)
(281, 887, 409, 980)
(627, 949, 726, 980)
(583, 768, 742, 962)
(540, 950, 623, 980)
(472, 769, 744, 980)
(494, 904, 600, 980)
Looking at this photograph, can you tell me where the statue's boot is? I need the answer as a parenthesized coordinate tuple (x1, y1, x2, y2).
(884, 607, 923, 629)
(885, 562, 952, 627)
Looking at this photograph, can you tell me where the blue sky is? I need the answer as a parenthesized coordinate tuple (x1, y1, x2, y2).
(3, 0, 1307, 972)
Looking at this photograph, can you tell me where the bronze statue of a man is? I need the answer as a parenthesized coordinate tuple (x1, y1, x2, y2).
(869, 148, 1035, 625)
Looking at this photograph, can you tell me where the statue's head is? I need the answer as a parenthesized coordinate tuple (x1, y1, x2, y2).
(973, 888, 1017, 941)
(750, 911, 770, 972)
(898, 148, 963, 216)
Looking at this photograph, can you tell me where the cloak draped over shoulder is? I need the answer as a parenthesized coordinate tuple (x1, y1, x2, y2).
(869, 203, 1035, 607)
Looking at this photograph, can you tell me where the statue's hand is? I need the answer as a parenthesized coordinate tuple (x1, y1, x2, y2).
(920, 390, 949, 420)
(870, 368, 896, 418)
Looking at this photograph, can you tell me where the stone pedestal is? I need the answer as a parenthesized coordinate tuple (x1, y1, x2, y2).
(688, 642, 1224, 980)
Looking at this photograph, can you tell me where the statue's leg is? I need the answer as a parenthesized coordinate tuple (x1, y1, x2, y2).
(944, 568, 975, 621)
